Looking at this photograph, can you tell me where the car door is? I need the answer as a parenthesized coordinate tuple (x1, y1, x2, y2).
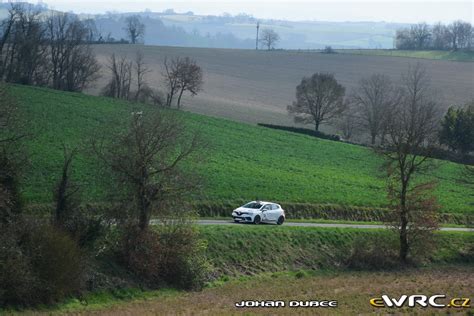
(267, 204, 280, 221)
(261, 204, 272, 222)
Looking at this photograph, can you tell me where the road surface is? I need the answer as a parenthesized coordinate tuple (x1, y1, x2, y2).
(195, 219, 474, 232)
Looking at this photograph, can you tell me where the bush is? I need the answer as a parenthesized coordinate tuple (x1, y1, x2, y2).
(0, 225, 38, 306)
(0, 221, 86, 306)
(346, 236, 399, 270)
(60, 205, 111, 249)
(322, 46, 336, 54)
(119, 221, 211, 290)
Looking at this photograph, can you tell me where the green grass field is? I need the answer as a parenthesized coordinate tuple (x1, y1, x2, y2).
(11, 84, 473, 214)
(336, 49, 474, 62)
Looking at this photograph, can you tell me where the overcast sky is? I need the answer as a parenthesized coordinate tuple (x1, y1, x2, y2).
(19, 1, 474, 23)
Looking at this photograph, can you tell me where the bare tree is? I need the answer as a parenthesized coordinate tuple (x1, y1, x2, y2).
(123, 15, 145, 44)
(287, 73, 346, 131)
(83, 18, 99, 43)
(410, 23, 431, 49)
(163, 56, 205, 108)
(0, 5, 20, 79)
(175, 57, 203, 109)
(102, 54, 132, 100)
(350, 74, 400, 145)
(447, 20, 472, 50)
(53, 146, 80, 228)
(379, 64, 442, 263)
(1, 4, 47, 85)
(395, 21, 472, 51)
(259, 28, 280, 50)
(47, 12, 100, 92)
(134, 51, 151, 102)
(0, 5, 99, 91)
(93, 110, 201, 231)
(431, 22, 450, 50)
(337, 111, 359, 141)
(163, 57, 180, 107)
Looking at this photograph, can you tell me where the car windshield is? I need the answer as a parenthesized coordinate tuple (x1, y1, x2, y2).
(243, 202, 263, 209)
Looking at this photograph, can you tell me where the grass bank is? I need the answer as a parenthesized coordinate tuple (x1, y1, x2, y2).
(200, 226, 473, 276)
(11, 85, 473, 216)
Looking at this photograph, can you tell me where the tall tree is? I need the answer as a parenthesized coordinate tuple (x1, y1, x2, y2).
(350, 74, 400, 145)
(53, 146, 80, 228)
(287, 73, 346, 131)
(101, 54, 133, 100)
(47, 12, 100, 92)
(431, 23, 450, 50)
(134, 51, 151, 102)
(2, 4, 46, 85)
(410, 23, 431, 49)
(124, 15, 145, 44)
(163, 57, 180, 107)
(259, 28, 280, 50)
(379, 64, 442, 263)
(93, 110, 201, 231)
(447, 20, 472, 50)
(439, 102, 474, 155)
(175, 57, 203, 109)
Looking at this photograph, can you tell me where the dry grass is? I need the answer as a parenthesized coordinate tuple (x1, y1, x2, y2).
(90, 45, 474, 129)
(54, 266, 473, 315)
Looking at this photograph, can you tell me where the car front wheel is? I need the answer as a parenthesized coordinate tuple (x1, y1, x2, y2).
(253, 215, 261, 225)
(277, 216, 285, 225)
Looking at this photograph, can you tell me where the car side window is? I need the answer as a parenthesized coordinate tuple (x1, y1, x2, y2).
(272, 204, 279, 210)
(263, 204, 271, 210)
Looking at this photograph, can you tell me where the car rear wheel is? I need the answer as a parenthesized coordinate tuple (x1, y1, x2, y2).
(277, 216, 285, 225)
(253, 215, 261, 225)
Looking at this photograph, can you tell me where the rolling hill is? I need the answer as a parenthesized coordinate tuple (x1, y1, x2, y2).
(90, 45, 474, 132)
(11, 85, 473, 215)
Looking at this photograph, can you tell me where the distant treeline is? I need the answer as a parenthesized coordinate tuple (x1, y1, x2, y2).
(0, 3, 100, 92)
(395, 21, 472, 50)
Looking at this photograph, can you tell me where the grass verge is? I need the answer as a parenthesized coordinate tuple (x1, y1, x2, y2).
(12, 265, 473, 315)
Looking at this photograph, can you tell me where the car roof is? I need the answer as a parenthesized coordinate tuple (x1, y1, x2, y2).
(248, 201, 277, 205)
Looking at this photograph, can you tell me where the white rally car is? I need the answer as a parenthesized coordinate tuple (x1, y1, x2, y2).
(232, 201, 285, 225)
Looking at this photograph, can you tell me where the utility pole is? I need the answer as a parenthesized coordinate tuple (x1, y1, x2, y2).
(256, 21, 260, 50)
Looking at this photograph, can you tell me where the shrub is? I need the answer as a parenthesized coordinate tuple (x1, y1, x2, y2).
(346, 236, 399, 269)
(119, 221, 211, 290)
(0, 221, 86, 306)
(61, 205, 111, 249)
(157, 220, 211, 290)
(322, 46, 336, 54)
(0, 150, 23, 223)
(0, 225, 38, 306)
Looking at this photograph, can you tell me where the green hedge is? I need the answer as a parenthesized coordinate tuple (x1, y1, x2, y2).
(192, 200, 472, 225)
(25, 201, 473, 225)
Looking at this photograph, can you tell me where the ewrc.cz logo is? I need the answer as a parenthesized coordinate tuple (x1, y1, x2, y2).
(370, 295, 471, 308)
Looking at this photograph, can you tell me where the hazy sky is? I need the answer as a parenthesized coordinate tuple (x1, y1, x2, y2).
(20, 1, 474, 23)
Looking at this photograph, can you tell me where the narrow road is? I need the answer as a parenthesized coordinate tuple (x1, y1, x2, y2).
(196, 220, 474, 232)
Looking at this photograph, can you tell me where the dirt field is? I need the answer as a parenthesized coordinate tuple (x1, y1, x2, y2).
(90, 45, 474, 127)
(56, 266, 473, 315)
